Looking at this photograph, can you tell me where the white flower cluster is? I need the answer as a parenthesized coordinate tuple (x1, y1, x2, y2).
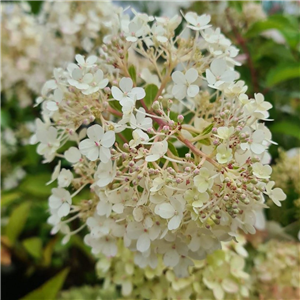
(33, 9, 286, 277)
(96, 237, 251, 299)
(1, 1, 115, 103)
(253, 240, 300, 299)
(38, 0, 114, 53)
(1, 3, 42, 105)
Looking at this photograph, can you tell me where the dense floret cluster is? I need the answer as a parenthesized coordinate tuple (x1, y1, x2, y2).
(33, 9, 286, 276)
(96, 238, 251, 299)
(1, 1, 115, 102)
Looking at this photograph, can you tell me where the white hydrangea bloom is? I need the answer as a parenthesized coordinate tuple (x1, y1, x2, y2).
(172, 68, 199, 100)
(32, 7, 285, 277)
(79, 125, 115, 162)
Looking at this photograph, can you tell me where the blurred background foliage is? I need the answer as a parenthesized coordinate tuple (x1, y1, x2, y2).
(1, 1, 299, 299)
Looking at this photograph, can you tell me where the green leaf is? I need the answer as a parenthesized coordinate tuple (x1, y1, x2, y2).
(266, 64, 300, 87)
(201, 124, 214, 135)
(1, 109, 11, 128)
(144, 84, 159, 108)
(19, 174, 53, 197)
(1, 192, 21, 207)
(6, 202, 31, 244)
(168, 141, 179, 157)
(245, 15, 299, 49)
(197, 138, 211, 146)
(246, 15, 295, 37)
(42, 237, 58, 267)
(128, 65, 137, 83)
(270, 121, 300, 140)
(20, 268, 69, 300)
(22, 237, 43, 259)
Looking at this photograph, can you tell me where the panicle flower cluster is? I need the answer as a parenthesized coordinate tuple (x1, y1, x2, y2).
(38, 0, 115, 53)
(202, 2, 266, 34)
(252, 239, 300, 300)
(33, 8, 286, 277)
(271, 148, 300, 197)
(1, 3, 42, 105)
(96, 238, 251, 300)
(1, 1, 115, 103)
(1, 126, 29, 191)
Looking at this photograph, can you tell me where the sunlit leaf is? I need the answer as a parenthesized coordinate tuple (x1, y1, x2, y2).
(128, 65, 137, 83)
(270, 121, 300, 140)
(20, 268, 69, 300)
(42, 237, 58, 267)
(266, 64, 300, 87)
(6, 202, 31, 244)
(19, 174, 53, 197)
(144, 84, 159, 108)
(22, 237, 43, 259)
(1, 192, 21, 207)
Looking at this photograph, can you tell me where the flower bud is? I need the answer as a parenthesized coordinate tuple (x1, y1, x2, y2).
(162, 125, 170, 133)
(152, 101, 160, 111)
(177, 115, 184, 123)
(104, 87, 111, 94)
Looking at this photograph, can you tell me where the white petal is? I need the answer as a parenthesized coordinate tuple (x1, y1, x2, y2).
(206, 69, 216, 85)
(130, 87, 146, 100)
(97, 201, 112, 217)
(145, 154, 160, 162)
(82, 73, 93, 84)
(168, 215, 181, 230)
(172, 71, 186, 84)
(137, 232, 150, 252)
(46, 101, 58, 111)
(94, 69, 104, 82)
(111, 86, 124, 101)
(79, 139, 95, 155)
(251, 143, 265, 154)
(112, 203, 124, 214)
(101, 131, 115, 148)
(126, 222, 143, 240)
(220, 70, 237, 82)
(122, 280, 132, 297)
(87, 146, 100, 161)
(87, 124, 103, 142)
(58, 203, 70, 217)
(163, 249, 179, 267)
(252, 130, 265, 143)
(172, 84, 187, 100)
(211, 59, 227, 77)
(185, 68, 198, 83)
(86, 55, 97, 65)
(64, 147, 81, 163)
(213, 283, 224, 300)
(187, 85, 199, 97)
(156, 203, 175, 219)
(75, 54, 85, 66)
(99, 146, 111, 163)
(120, 77, 133, 93)
(221, 279, 238, 293)
(98, 78, 109, 89)
(49, 195, 61, 209)
(184, 12, 197, 26)
(96, 177, 112, 188)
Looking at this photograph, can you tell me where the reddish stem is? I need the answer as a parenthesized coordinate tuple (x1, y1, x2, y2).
(107, 106, 122, 117)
